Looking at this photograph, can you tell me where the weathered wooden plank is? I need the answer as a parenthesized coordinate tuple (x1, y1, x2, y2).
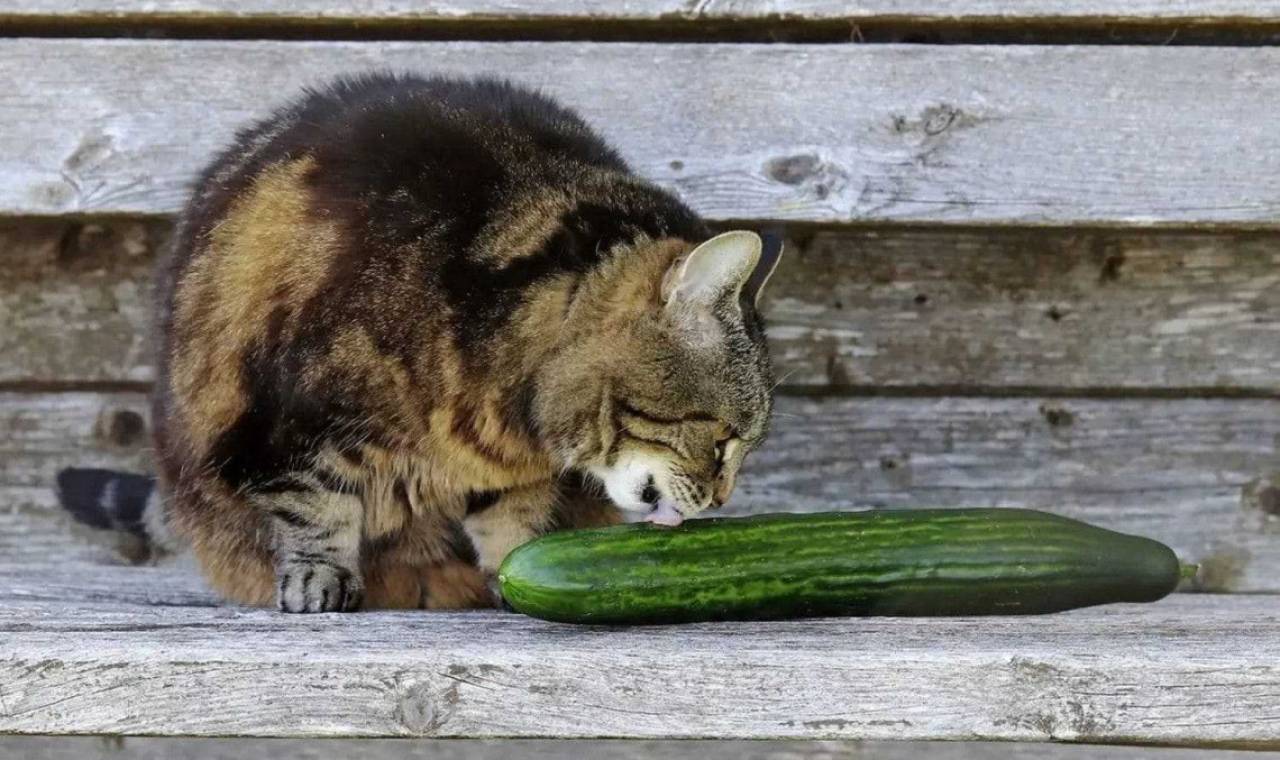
(4, 40, 1280, 225)
(0, 561, 215, 608)
(0, 391, 153, 566)
(1, 593, 1276, 743)
(1, 736, 1271, 760)
(0, 221, 160, 385)
(3, 392, 1276, 591)
(9, 1, 1280, 25)
(758, 229, 1280, 390)
(6, 221, 1280, 391)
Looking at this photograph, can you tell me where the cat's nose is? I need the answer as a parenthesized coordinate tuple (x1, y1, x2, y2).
(711, 472, 736, 508)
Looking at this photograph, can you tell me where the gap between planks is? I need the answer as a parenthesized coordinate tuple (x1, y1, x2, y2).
(5, 1, 1280, 45)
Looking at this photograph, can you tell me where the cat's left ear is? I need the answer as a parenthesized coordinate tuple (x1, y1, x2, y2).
(662, 230, 763, 310)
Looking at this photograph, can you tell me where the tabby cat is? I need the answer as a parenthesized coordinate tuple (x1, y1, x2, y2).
(58, 73, 782, 612)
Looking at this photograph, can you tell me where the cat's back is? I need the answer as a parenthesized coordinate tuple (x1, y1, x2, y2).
(172, 73, 628, 265)
(153, 73, 699, 486)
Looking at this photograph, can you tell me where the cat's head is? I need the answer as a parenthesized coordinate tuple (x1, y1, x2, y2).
(537, 230, 783, 525)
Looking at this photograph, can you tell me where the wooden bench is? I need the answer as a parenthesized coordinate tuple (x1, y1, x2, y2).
(2, 3, 1278, 755)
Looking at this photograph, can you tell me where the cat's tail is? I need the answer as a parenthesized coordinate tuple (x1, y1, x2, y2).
(56, 468, 179, 552)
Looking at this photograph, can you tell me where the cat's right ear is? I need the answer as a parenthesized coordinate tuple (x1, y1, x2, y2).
(661, 231, 762, 311)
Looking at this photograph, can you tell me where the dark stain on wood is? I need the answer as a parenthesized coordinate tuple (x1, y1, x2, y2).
(1244, 475, 1280, 519)
(1039, 403, 1075, 429)
(1097, 249, 1127, 285)
(96, 408, 147, 447)
(1192, 547, 1250, 592)
(1258, 487, 1280, 517)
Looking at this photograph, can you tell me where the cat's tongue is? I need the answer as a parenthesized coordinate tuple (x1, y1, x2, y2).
(645, 500, 684, 527)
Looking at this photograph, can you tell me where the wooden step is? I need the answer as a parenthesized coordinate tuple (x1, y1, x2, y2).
(1, 567, 1276, 745)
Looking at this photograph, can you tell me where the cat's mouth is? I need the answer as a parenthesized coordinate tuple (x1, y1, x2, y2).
(640, 477, 684, 527)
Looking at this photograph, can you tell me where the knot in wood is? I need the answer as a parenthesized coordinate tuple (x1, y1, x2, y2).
(765, 153, 822, 185)
(395, 683, 447, 735)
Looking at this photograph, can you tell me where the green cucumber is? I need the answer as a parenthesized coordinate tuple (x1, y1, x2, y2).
(498, 508, 1183, 625)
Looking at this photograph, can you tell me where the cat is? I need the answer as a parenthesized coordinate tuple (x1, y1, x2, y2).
(57, 72, 783, 613)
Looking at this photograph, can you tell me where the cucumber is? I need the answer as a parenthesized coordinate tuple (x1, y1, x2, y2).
(497, 508, 1183, 625)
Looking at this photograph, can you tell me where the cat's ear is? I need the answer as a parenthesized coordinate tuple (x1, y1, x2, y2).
(661, 231, 762, 309)
(742, 231, 784, 306)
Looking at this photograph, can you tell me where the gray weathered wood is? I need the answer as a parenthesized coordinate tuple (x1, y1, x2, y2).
(0, 221, 160, 385)
(4, 40, 1280, 225)
(0, 391, 153, 566)
(1, 593, 1277, 743)
(0, 736, 1275, 760)
(4, 391, 1277, 591)
(0, 561, 215, 608)
(7, 222, 1280, 391)
(767, 229, 1280, 391)
(9, 1, 1280, 24)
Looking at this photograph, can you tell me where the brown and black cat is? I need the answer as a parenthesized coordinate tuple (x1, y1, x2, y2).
(57, 73, 782, 613)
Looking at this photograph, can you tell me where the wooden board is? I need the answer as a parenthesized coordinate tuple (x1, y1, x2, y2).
(769, 229, 1280, 392)
(4, 40, 1280, 225)
(1, 592, 1277, 743)
(0, 221, 160, 386)
(6, 221, 1280, 392)
(4, 391, 1277, 592)
(2, 736, 1273, 760)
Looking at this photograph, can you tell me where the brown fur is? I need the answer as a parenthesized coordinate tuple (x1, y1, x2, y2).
(170, 157, 337, 459)
(151, 74, 777, 612)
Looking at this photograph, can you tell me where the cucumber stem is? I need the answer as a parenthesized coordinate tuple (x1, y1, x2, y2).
(1179, 563, 1200, 581)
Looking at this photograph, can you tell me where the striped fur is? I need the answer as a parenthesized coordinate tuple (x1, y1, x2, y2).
(142, 73, 779, 611)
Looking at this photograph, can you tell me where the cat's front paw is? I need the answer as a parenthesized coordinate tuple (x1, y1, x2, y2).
(276, 561, 364, 613)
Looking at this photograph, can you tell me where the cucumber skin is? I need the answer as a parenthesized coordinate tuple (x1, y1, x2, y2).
(498, 508, 1181, 625)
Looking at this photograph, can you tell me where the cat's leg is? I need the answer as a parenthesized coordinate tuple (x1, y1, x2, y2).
(462, 481, 558, 576)
(463, 479, 624, 607)
(259, 475, 365, 613)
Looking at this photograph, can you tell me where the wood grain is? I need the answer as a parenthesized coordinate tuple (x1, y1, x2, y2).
(1, 593, 1276, 743)
(0, 220, 161, 385)
(4, 40, 1280, 225)
(1, 736, 1272, 760)
(4, 391, 1276, 591)
(9, 1, 1280, 24)
(6, 222, 1280, 392)
(756, 229, 1280, 391)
